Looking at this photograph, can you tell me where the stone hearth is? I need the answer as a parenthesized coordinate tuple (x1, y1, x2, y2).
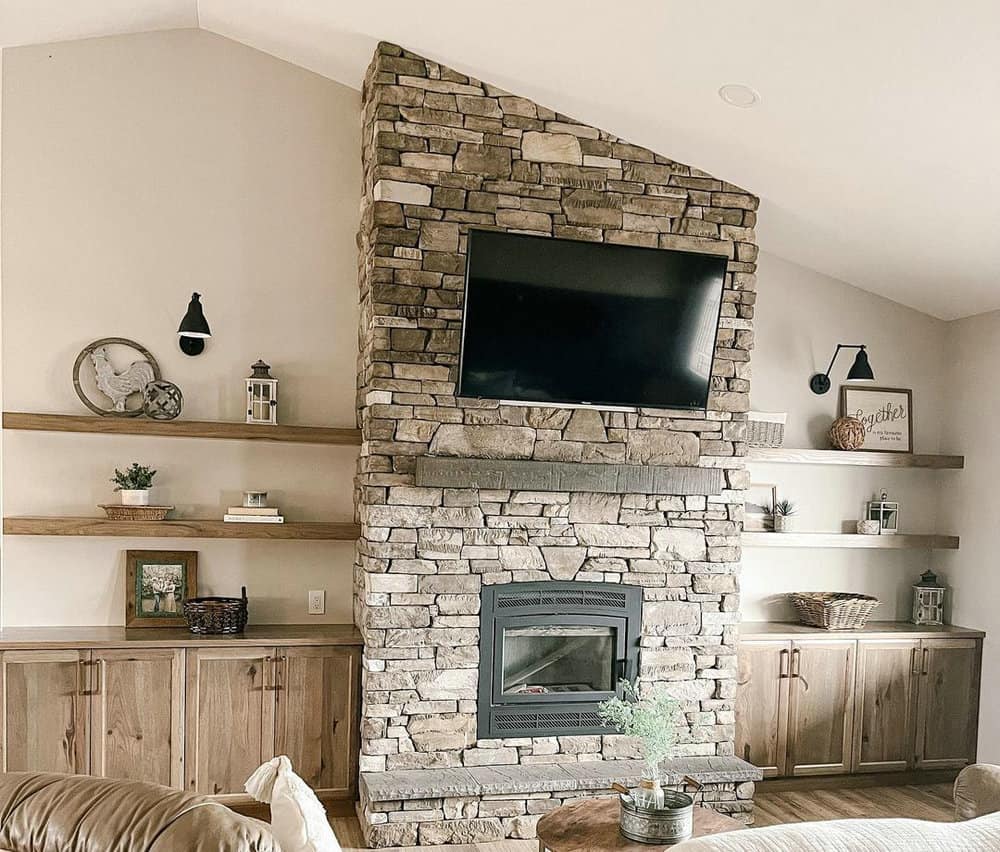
(354, 42, 759, 846)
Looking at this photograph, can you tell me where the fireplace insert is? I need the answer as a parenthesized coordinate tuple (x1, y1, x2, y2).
(478, 581, 642, 738)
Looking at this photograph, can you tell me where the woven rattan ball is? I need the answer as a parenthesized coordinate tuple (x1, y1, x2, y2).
(829, 416, 866, 450)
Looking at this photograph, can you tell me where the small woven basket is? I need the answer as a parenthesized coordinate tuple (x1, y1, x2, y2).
(748, 411, 787, 448)
(790, 592, 880, 630)
(100, 504, 173, 521)
(183, 586, 248, 634)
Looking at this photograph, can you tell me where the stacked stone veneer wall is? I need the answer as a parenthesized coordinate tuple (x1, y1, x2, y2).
(355, 42, 758, 845)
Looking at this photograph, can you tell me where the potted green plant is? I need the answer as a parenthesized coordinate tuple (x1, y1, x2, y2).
(769, 499, 797, 532)
(598, 679, 679, 808)
(111, 463, 157, 506)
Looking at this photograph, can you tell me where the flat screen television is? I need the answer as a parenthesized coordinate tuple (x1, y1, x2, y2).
(458, 229, 728, 409)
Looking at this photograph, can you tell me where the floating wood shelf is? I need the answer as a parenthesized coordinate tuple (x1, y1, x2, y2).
(2, 412, 361, 446)
(742, 532, 959, 550)
(747, 447, 964, 469)
(2, 516, 360, 541)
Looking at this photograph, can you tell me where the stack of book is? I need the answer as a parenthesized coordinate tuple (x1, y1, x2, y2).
(223, 506, 284, 524)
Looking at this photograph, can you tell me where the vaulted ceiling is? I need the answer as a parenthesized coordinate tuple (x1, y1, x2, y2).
(3, 0, 998, 320)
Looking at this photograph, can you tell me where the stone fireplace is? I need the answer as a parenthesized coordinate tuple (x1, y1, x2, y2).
(354, 42, 761, 846)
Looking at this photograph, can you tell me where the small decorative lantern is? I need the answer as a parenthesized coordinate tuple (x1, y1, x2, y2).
(912, 569, 946, 626)
(866, 490, 899, 535)
(246, 360, 278, 425)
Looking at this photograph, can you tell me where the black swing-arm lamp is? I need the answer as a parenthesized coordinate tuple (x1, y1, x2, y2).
(809, 344, 875, 394)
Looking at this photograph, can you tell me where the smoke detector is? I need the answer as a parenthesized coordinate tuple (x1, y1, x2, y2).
(718, 84, 761, 108)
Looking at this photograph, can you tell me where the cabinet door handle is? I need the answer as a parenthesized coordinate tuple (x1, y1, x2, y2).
(779, 649, 790, 679)
(263, 656, 277, 691)
(274, 656, 286, 692)
(78, 660, 100, 696)
(911, 647, 920, 676)
(791, 648, 801, 678)
(922, 648, 929, 676)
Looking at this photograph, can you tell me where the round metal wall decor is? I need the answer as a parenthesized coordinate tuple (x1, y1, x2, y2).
(73, 338, 161, 417)
(143, 380, 184, 420)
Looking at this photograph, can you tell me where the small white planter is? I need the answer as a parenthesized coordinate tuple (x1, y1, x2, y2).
(773, 514, 795, 533)
(120, 489, 151, 506)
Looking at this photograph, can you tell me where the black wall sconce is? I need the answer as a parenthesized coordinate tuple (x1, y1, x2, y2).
(177, 293, 211, 356)
(809, 344, 875, 394)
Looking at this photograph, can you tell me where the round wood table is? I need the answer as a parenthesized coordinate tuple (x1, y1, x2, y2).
(536, 796, 744, 850)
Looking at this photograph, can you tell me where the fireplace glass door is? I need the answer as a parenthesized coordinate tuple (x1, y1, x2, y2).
(500, 623, 616, 698)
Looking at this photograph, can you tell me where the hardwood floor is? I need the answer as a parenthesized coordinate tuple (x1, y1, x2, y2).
(331, 783, 956, 850)
(754, 783, 955, 826)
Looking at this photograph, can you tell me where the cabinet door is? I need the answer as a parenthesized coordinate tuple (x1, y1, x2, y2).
(914, 638, 981, 770)
(0, 650, 89, 774)
(184, 647, 275, 797)
(735, 641, 790, 778)
(852, 640, 919, 773)
(787, 640, 856, 776)
(90, 649, 184, 787)
(274, 646, 360, 796)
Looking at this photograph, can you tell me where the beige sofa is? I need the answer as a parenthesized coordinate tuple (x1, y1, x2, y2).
(0, 772, 277, 851)
(677, 764, 1000, 851)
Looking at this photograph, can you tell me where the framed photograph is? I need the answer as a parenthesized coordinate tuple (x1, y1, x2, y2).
(745, 483, 778, 531)
(126, 550, 198, 628)
(840, 386, 913, 453)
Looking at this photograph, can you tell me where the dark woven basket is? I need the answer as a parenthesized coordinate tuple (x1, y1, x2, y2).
(183, 586, 248, 634)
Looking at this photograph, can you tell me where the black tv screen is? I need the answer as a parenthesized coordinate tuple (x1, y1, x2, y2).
(458, 230, 727, 409)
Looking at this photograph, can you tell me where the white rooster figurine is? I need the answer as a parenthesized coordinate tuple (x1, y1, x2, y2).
(89, 346, 156, 413)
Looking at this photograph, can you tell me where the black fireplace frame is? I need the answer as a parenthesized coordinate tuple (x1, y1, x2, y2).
(477, 581, 642, 738)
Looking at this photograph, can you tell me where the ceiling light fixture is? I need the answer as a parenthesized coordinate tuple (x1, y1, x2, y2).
(718, 83, 761, 108)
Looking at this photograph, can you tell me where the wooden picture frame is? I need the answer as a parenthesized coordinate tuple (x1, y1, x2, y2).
(126, 550, 198, 628)
(839, 385, 913, 453)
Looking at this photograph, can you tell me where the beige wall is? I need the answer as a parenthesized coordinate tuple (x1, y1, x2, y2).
(0, 28, 361, 625)
(743, 252, 950, 621)
(939, 310, 1000, 761)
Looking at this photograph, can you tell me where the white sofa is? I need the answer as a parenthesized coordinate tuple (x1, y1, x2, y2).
(676, 764, 1000, 851)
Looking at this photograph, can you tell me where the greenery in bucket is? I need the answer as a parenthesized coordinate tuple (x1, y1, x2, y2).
(598, 679, 679, 776)
(111, 463, 157, 491)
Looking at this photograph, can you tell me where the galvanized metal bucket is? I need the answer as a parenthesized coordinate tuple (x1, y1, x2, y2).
(619, 790, 694, 845)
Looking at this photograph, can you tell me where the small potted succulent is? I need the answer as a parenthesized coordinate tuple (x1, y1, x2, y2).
(769, 499, 797, 533)
(111, 463, 157, 506)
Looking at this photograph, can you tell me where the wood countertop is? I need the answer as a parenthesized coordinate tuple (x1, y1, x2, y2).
(740, 621, 985, 641)
(0, 623, 362, 649)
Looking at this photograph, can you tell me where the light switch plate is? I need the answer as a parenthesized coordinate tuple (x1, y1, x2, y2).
(308, 590, 326, 615)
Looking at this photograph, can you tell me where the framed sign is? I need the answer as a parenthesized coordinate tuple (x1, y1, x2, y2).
(839, 386, 913, 453)
(126, 550, 198, 628)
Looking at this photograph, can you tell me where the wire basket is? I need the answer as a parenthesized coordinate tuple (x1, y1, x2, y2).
(183, 586, 248, 634)
(99, 504, 173, 521)
(790, 592, 880, 630)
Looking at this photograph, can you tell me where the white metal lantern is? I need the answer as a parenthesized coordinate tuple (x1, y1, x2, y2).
(246, 360, 278, 425)
(866, 490, 899, 535)
(912, 569, 946, 626)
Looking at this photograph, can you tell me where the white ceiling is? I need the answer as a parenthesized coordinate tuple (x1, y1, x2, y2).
(3, 0, 999, 320)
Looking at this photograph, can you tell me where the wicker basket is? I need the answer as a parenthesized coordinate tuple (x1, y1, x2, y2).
(748, 411, 787, 448)
(790, 592, 880, 630)
(99, 504, 174, 521)
(183, 586, 248, 634)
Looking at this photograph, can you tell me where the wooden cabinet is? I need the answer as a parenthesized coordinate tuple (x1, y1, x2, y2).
(185, 644, 362, 798)
(914, 638, 980, 770)
(0, 650, 89, 774)
(90, 649, 184, 787)
(737, 630, 982, 780)
(786, 640, 856, 776)
(735, 641, 789, 778)
(0, 627, 361, 803)
(185, 647, 275, 798)
(852, 640, 919, 773)
(275, 646, 360, 797)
